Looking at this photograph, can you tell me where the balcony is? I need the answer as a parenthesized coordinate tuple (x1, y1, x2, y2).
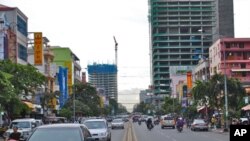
(43, 48, 54, 59)
(74, 61, 81, 70)
(74, 73, 81, 82)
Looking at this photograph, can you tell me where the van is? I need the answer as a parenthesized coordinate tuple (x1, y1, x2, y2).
(161, 115, 176, 129)
(3, 118, 37, 141)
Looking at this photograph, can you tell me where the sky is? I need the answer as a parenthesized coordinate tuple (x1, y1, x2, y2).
(1, 0, 250, 93)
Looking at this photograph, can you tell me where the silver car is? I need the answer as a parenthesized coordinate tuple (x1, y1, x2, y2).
(111, 118, 125, 129)
(83, 119, 111, 141)
(191, 119, 209, 131)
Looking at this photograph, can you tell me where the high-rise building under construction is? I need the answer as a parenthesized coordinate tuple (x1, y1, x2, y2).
(88, 63, 118, 101)
(148, 0, 234, 96)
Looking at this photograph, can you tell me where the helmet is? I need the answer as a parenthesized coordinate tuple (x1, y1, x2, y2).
(179, 117, 182, 120)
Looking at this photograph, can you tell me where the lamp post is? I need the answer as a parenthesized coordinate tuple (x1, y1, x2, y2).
(198, 27, 208, 81)
(222, 38, 229, 131)
(73, 86, 76, 122)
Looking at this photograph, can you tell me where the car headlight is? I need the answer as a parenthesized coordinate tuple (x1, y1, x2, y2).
(99, 132, 107, 136)
(23, 131, 29, 136)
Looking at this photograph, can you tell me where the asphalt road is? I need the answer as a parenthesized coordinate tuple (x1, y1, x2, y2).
(110, 122, 127, 141)
(132, 122, 229, 141)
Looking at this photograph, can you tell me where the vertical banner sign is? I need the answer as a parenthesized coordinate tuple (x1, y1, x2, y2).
(65, 61, 73, 95)
(34, 32, 43, 65)
(187, 71, 192, 89)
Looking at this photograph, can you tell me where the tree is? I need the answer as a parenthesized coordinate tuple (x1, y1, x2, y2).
(0, 60, 46, 95)
(191, 73, 246, 118)
(0, 71, 15, 104)
(133, 101, 155, 115)
(0, 60, 46, 119)
(161, 97, 181, 115)
(63, 83, 101, 117)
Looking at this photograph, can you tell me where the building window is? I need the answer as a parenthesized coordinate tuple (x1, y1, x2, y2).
(225, 43, 230, 48)
(239, 43, 244, 48)
(18, 43, 27, 61)
(17, 16, 28, 36)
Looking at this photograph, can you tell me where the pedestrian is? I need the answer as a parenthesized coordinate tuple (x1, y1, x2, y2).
(211, 116, 216, 129)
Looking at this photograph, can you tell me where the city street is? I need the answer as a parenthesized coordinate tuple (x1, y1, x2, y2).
(132, 122, 229, 141)
(111, 125, 126, 141)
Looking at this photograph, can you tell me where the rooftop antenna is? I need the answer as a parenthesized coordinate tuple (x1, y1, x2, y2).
(113, 36, 118, 66)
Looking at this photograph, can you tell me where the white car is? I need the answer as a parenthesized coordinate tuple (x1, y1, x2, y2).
(4, 118, 37, 141)
(83, 118, 111, 141)
(111, 118, 124, 129)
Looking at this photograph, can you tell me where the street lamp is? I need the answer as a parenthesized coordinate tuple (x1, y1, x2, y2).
(73, 86, 76, 122)
(198, 27, 208, 81)
(222, 38, 229, 131)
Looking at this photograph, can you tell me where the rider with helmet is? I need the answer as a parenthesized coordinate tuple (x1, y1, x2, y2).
(176, 117, 184, 128)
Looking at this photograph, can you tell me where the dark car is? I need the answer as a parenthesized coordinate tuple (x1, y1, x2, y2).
(26, 123, 94, 141)
(191, 119, 209, 131)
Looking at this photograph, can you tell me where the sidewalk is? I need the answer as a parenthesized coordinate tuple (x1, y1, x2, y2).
(211, 128, 229, 134)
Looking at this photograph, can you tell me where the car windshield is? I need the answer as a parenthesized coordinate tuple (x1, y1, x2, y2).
(10, 122, 30, 129)
(84, 121, 106, 129)
(28, 128, 81, 141)
(164, 117, 173, 120)
(113, 119, 123, 123)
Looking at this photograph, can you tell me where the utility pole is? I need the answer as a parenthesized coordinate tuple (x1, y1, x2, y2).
(73, 86, 76, 122)
(222, 38, 229, 131)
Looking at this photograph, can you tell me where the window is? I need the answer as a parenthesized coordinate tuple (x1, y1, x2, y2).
(18, 43, 27, 61)
(239, 43, 244, 48)
(17, 15, 28, 36)
(180, 27, 189, 33)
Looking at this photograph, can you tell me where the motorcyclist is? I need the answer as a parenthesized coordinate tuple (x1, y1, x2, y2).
(176, 117, 184, 129)
(146, 118, 153, 129)
(7, 126, 21, 141)
(138, 118, 141, 125)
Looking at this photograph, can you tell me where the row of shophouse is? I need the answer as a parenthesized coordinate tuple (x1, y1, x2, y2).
(140, 38, 250, 111)
(0, 4, 86, 117)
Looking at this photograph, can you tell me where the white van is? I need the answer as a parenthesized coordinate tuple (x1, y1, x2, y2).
(3, 118, 37, 141)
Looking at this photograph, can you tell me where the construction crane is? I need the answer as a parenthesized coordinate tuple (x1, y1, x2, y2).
(113, 36, 118, 66)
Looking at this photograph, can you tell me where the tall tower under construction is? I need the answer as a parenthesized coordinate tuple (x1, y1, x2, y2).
(148, 0, 234, 96)
(88, 63, 118, 101)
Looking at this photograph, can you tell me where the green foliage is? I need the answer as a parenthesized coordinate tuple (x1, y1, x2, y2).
(0, 60, 46, 95)
(191, 73, 246, 118)
(59, 108, 72, 119)
(162, 97, 181, 115)
(133, 101, 155, 115)
(0, 71, 15, 104)
(63, 83, 101, 116)
(0, 60, 46, 119)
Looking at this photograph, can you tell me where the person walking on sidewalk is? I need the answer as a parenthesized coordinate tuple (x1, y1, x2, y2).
(211, 116, 217, 129)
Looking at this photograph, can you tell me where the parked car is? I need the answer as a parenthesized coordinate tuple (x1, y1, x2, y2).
(83, 118, 111, 141)
(191, 119, 209, 131)
(111, 118, 125, 129)
(160, 116, 175, 129)
(35, 119, 44, 127)
(26, 123, 93, 141)
(3, 118, 37, 141)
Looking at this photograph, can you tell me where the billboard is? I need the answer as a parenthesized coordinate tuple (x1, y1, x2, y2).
(187, 71, 193, 89)
(34, 32, 43, 65)
(65, 61, 73, 95)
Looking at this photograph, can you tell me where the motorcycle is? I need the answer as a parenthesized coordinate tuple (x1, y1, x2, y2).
(147, 123, 154, 130)
(138, 120, 141, 125)
(177, 126, 183, 132)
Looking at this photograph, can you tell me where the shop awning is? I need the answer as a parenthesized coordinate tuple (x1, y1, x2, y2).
(197, 106, 205, 112)
(242, 104, 250, 111)
(23, 101, 34, 109)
